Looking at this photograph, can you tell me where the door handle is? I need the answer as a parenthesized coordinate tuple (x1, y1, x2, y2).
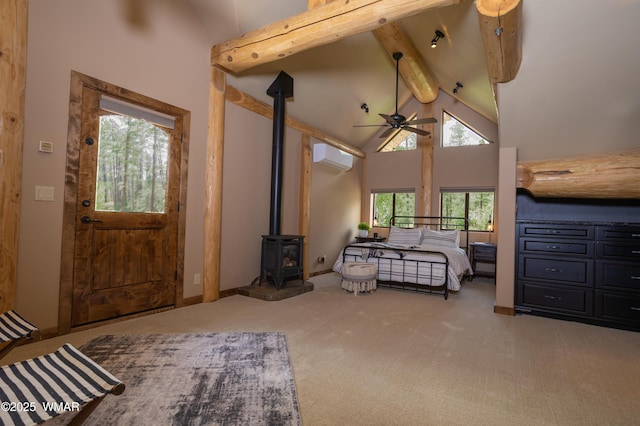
(81, 215, 103, 224)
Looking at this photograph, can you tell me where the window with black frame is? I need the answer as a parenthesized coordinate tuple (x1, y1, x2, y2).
(371, 190, 416, 227)
(440, 189, 494, 231)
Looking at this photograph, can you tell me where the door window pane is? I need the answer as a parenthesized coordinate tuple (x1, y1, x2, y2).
(96, 114, 169, 213)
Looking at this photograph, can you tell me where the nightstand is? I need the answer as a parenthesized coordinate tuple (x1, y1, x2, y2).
(470, 242, 496, 280)
(355, 236, 386, 243)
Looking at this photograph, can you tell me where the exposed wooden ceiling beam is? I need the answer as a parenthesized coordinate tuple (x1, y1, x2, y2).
(211, 0, 462, 74)
(476, 0, 522, 83)
(372, 22, 439, 104)
(517, 149, 640, 199)
(225, 85, 366, 159)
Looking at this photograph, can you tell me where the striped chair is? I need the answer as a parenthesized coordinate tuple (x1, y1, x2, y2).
(0, 310, 41, 359)
(0, 343, 125, 425)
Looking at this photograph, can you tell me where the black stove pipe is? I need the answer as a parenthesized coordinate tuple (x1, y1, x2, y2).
(266, 71, 294, 236)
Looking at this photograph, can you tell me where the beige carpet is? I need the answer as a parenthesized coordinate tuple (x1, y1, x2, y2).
(5, 274, 640, 425)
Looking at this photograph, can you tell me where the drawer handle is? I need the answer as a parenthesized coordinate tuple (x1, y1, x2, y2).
(632, 276, 640, 280)
(632, 234, 640, 238)
(632, 250, 640, 254)
(544, 295, 562, 301)
(631, 307, 640, 311)
(547, 230, 560, 234)
(547, 245, 560, 250)
(545, 267, 561, 273)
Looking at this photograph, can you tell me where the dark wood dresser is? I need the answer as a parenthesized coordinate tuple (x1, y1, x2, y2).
(515, 191, 640, 332)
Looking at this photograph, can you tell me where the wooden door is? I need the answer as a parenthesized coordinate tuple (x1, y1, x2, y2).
(71, 87, 181, 326)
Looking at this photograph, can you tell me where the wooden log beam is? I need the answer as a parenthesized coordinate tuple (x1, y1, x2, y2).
(225, 85, 366, 159)
(476, 0, 522, 83)
(203, 68, 226, 302)
(516, 149, 640, 199)
(299, 134, 312, 281)
(0, 0, 28, 312)
(373, 22, 439, 104)
(212, 0, 461, 74)
(419, 102, 435, 215)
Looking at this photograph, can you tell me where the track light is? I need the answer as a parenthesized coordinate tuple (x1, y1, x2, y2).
(431, 30, 444, 48)
(452, 82, 463, 95)
(360, 103, 369, 113)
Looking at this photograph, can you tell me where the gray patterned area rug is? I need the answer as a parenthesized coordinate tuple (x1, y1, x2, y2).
(66, 332, 301, 425)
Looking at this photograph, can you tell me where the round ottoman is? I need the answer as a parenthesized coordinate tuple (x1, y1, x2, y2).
(341, 262, 377, 295)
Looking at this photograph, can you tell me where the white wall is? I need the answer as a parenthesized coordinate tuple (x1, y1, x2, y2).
(498, 0, 640, 161)
(18, 0, 212, 328)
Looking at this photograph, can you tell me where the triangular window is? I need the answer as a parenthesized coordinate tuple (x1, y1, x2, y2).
(442, 110, 491, 147)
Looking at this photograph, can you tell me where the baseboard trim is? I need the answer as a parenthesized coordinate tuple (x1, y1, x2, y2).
(310, 269, 334, 277)
(494, 305, 516, 316)
(182, 295, 203, 306)
(220, 288, 239, 298)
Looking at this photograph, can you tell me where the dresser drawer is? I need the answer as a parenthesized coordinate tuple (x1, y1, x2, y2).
(596, 261, 640, 291)
(597, 226, 640, 241)
(597, 242, 640, 260)
(519, 224, 593, 239)
(519, 256, 593, 286)
(519, 239, 593, 257)
(596, 291, 640, 322)
(520, 282, 593, 316)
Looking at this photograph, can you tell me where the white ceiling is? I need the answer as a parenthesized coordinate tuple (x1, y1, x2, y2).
(184, 0, 496, 149)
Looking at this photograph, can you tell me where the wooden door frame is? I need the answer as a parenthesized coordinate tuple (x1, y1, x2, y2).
(58, 71, 190, 334)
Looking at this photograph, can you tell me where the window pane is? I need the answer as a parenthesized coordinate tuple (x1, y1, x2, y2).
(394, 192, 415, 218)
(96, 114, 169, 213)
(372, 191, 416, 227)
(440, 191, 494, 231)
(442, 111, 490, 147)
(469, 192, 494, 231)
(441, 192, 465, 218)
(373, 193, 393, 227)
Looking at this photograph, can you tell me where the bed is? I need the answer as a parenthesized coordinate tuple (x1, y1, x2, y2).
(333, 216, 473, 299)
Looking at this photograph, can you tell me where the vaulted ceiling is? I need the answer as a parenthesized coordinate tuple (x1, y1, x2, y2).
(184, 0, 500, 149)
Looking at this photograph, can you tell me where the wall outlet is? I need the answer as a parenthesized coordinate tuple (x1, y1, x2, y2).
(35, 185, 54, 201)
(194, 273, 201, 285)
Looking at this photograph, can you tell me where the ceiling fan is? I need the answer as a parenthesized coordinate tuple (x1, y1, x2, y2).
(354, 52, 437, 138)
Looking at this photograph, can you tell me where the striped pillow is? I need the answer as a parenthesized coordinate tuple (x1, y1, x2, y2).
(421, 228, 459, 248)
(387, 226, 422, 245)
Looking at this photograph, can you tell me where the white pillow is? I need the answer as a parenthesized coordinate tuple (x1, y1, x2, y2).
(387, 226, 422, 245)
(421, 228, 460, 248)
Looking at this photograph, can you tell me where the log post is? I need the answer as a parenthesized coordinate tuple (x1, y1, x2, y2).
(517, 149, 640, 199)
(0, 0, 28, 312)
(203, 68, 226, 302)
(299, 134, 312, 280)
(419, 103, 435, 216)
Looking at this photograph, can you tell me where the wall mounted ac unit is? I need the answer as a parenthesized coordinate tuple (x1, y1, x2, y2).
(313, 143, 353, 171)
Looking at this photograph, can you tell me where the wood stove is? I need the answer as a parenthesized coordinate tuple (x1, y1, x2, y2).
(256, 71, 306, 290)
(260, 235, 304, 290)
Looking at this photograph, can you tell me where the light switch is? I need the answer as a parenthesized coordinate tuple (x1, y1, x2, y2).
(39, 141, 54, 153)
(35, 185, 54, 201)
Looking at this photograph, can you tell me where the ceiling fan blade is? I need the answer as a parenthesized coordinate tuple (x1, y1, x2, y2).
(379, 127, 396, 139)
(353, 124, 388, 128)
(405, 117, 438, 125)
(379, 113, 396, 125)
(402, 126, 431, 136)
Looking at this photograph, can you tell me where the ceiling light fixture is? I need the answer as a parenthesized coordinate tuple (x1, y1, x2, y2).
(360, 103, 369, 113)
(453, 82, 463, 95)
(431, 30, 445, 48)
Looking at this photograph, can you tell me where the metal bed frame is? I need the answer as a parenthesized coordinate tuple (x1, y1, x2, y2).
(341, 216, 469, 299)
